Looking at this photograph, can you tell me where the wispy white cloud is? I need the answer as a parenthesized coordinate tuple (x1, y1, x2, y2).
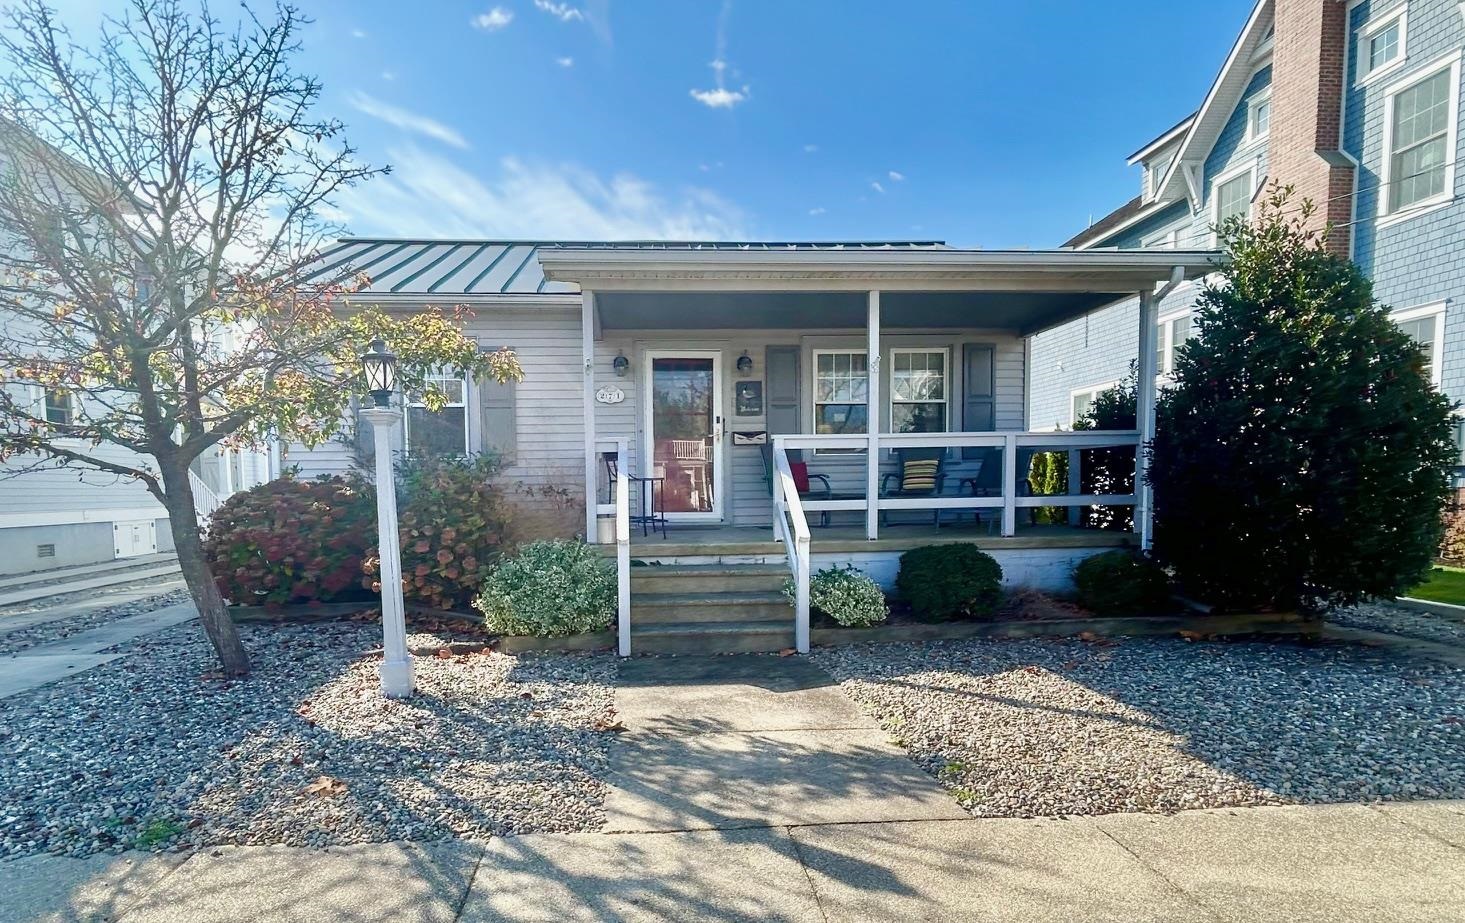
(691, 1, 750, 109)
(871, 181, 886, 195)
(471, 7, 514, 31)
(534, 0, 584, 22)
(803, 144, 818, 154)
(556, 56, 575, 67)
(690, 86, 749, 109)
(332, 147, 749, 240)
(888, 170, 905, 182)
(381, 71, 396, 81)
(808, 207, 826, 216)
(347, 92, 469, 150)
(351, 28, 367, 39)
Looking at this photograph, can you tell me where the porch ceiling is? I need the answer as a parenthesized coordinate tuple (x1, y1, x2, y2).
(539, 247, 1221, 335)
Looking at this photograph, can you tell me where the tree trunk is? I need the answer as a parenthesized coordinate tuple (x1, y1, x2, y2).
(160, 464, 250, 675)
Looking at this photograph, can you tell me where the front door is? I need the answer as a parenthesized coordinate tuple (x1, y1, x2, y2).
(644, 351, 723, 521)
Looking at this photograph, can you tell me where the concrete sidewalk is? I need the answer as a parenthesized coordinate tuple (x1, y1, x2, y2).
(4, 801, 1462, 922)
(0, 602, 197, 700)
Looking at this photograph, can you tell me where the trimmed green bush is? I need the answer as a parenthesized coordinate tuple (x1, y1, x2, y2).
(786, 565, 889, 627)
(1072, 550, 1170, 615)
(895, 544, 1003, 621)
(474, 539, 615, 637)
(204, 473, 375, 606)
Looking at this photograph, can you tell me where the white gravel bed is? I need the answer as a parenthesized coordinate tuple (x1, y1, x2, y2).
(0, 588, 190, 656)
(1329, 601, 1465, 647)
(0, 621, 616, 859)
(812, 637, 1465, 818)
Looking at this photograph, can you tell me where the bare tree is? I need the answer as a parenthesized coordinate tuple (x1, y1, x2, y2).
(0, 0, 519, 675)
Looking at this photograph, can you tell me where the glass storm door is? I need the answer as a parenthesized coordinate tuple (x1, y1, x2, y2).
(645, 351, 723, 520)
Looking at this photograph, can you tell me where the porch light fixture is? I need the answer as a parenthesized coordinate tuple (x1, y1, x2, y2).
(612, 352, 630, 378)
(361, 337, 398, 407)
(736, 351, 754, 375)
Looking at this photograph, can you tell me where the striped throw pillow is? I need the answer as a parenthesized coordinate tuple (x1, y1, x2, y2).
(900, 458, 939, 492)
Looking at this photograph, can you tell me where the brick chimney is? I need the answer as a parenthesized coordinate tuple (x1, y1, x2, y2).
(1269, 0, 1354, 255)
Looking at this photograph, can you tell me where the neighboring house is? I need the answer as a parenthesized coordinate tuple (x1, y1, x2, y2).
(1031, 0, 1465, 434)
(0, 124, 277, 576)
(293, 238, 1212, 653)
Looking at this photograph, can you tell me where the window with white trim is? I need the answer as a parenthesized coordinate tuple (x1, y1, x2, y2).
(1392, 301, 1446, 386)
(405, 372, 469, 456)
(1382, 56, 1459, 216)
(1147, 151, 1174, 199)
(1070, 383, 1116, 428)
(889, 348, 948, 433)
(41, 387, 74, 426)
(1212, 166, 1255, 239)
(1356, 5, 1407, 85)
(1246, 88, 1271, 142)
(813, 350, 868, 436)
(1142, 227, 1180, 249)
(1156, 312, 1194, 378)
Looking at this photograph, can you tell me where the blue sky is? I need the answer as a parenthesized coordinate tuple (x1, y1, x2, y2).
(61, 0, 1258, 247)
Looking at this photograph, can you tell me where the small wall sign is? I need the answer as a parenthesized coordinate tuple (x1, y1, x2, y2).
(735, 380, 764, 416)
(595, 386, 626, 404)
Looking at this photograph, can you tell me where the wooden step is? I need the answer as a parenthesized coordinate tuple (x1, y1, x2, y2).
(630, 562, 789, 594)
(630, 620, 796, 655)
(632, 591, 791, 625)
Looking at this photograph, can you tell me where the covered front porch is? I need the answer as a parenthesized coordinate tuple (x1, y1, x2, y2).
(539, 244, 1216, 654)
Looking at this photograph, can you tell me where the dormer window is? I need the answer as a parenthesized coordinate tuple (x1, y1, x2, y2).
(1247, 89, 1271, 143)
(1148, 151, 1175, 199)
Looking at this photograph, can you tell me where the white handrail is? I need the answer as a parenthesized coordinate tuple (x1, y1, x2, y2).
(592, 438, 633, 656)
(188, 468, 223, 531)
(771, 436, 811, 653)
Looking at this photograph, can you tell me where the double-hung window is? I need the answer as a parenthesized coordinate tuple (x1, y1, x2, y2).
(1392, 301, 1446, 386)
(813, 350, 868, 436)
(1156, 313, 1194, 378)
(1356, 5, 1407, 85)
(1382, 55, 1459, 217)
(1070, 383, 1115, 428)
(42, 387, 74, 426)
(889, 349, 949, 433)
(405, 372, 469, 457)
(1212, 165, 1255, 241)
(1247, 89, 1272, 143)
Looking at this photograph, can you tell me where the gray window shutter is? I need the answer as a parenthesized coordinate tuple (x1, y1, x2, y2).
(765, 345, 800, 434)
(478, 367, 518, 466)
(962, 343, 996, 459)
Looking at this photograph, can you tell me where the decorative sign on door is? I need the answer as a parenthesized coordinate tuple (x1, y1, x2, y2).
(595, 386, 626, 404)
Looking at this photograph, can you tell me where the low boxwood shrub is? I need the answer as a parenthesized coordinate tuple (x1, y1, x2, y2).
(1072, 549, 1170, 616)
(786, 565, 889, 627)
(366, 454, 516, 611)
(204, 474, 375, 607)
(895, 544, 1003, 621)
(474, 539, 615, 637)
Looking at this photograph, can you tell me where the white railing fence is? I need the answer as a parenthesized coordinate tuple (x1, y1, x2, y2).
(594, 438, 632, 656)
(189, 468, 224, 531)
(770, 436, 812, 653)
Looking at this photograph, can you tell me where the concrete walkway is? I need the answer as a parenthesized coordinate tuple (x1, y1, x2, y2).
(0, 602, 197, 700)
(4, 654, 1464, 922)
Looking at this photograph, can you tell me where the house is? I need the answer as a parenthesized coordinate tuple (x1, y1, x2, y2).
(0, 122, 277, 576)
(293, 239, 1213, 653)
(1031, 0, 1465, 439)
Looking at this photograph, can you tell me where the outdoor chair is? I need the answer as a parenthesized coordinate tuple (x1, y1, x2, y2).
(879, 446, 948, 527)
(603, 452, 668, 539)
(760, 443, 832, 527)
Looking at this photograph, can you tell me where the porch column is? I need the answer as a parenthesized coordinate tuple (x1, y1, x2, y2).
(866, 290, 881, 540)
(582, 290, 598, 542)
(1134, 288, 1159, 550)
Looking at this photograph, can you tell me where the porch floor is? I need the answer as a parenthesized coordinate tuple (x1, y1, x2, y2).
(621, 522, 1133, 557)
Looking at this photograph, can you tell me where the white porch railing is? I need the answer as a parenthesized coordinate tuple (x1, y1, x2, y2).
(189, 468, 224, 531)
(771, 429, 1142, 653)
(594, 438, 632, 656)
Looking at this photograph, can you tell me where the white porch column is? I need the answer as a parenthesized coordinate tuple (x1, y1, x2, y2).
(1134, 288, 1160, 550)
(865, 290, 881, 540)
(582, 290, 598, 542)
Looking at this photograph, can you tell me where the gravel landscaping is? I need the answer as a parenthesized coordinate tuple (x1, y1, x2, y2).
(0, 620, 616, 859)
(0, 587, 190, 656)
(812, 637, 1465, 818)
(1329, 601, 1465, 648)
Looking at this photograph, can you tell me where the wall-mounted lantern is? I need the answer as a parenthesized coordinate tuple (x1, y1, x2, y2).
(612, 352, 630, 378)
(736, 351, 754, 376)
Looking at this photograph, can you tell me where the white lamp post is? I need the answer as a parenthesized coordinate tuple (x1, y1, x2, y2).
(360, 337, 414, 698)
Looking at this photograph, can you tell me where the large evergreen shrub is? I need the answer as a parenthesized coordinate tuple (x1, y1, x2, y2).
(895, 544, 1004, 620)
(1150, 187, 1456, 612)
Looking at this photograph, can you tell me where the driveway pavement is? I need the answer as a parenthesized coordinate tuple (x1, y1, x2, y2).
(4, 653, 1463, 922)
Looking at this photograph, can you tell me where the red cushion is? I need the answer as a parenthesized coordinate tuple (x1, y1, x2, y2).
(789, 461, 812, 494)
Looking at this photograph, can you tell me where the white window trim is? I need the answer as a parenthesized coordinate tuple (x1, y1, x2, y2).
(1141, 225, 1182, 249)
(1377, 50, 1461, 223)
(1245, 87, 1272, 144)
(1069, 381, 1118, 428)
(25, 383, 77, 427)
(404, 372, 471, 456)
(1392, 300, 1447, 386)
(1354, 3, 1409, 88)
(888, 347, 951, 434)
(811, 348, 869, 452)
(1209, 161, 1258, 245)
(1147, 154, 1174, 201)
(1156, 309, 1193, 378)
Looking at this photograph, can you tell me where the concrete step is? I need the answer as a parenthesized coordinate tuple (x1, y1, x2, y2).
(629, 620, 796, 655)
(0, 553, 178, 591)
(630, 563, 789, 594)
(632, 591, 792, 625)
(0, 562, 183, 608)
